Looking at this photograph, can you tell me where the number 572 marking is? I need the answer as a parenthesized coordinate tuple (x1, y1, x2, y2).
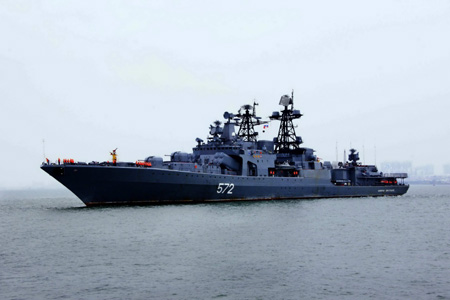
(217, 183, 235, 194)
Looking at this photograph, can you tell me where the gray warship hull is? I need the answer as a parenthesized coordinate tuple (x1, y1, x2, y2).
(41, 164, 409, 206)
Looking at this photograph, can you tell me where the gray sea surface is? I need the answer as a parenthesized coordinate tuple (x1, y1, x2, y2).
(0, 185, 449, 300)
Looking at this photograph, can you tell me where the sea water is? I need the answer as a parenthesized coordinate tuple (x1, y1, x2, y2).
(0, 185, 449, 299)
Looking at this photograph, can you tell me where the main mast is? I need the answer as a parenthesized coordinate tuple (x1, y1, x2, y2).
(270, 92, 303, 153)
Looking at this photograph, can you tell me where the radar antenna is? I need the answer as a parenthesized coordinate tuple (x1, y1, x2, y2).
(208, 120, 223, 142)
(348, 148, 360, 166)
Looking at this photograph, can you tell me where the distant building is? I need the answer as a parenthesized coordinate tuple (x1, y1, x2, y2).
(414, 165, 434, 176)
(380, 161, 412, 174)
(443, 164, 450, 175)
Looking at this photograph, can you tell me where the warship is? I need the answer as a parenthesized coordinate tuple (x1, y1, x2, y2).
(41, 93, 408, 206)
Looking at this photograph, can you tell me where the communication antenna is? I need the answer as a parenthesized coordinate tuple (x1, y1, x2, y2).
(363, 144, 365, 165)
(335, 141, 338, 163)
(42, 139, 46, 162)
(252, 101, 258, 117)
(374, 145, 377, 165)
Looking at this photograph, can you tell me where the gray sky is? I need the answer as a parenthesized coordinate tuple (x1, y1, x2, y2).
(1, 0, 449, 189)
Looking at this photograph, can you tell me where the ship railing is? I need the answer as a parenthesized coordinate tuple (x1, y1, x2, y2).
(383, 173, 408, 179)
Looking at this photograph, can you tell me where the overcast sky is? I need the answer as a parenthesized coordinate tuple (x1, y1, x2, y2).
(1, 0, 449, 189)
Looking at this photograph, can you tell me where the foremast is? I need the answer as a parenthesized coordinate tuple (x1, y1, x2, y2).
(236, 102, 265, 142)
(203, 102, 268, 146)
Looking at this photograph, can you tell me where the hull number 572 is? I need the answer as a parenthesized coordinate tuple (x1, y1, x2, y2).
(217, 183, 235, 194)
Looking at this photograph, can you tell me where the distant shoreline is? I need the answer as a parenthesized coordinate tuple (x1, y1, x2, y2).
(407, 181, 450, 185)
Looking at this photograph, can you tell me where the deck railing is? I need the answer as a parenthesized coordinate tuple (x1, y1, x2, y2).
(383, 173, 408, 178)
